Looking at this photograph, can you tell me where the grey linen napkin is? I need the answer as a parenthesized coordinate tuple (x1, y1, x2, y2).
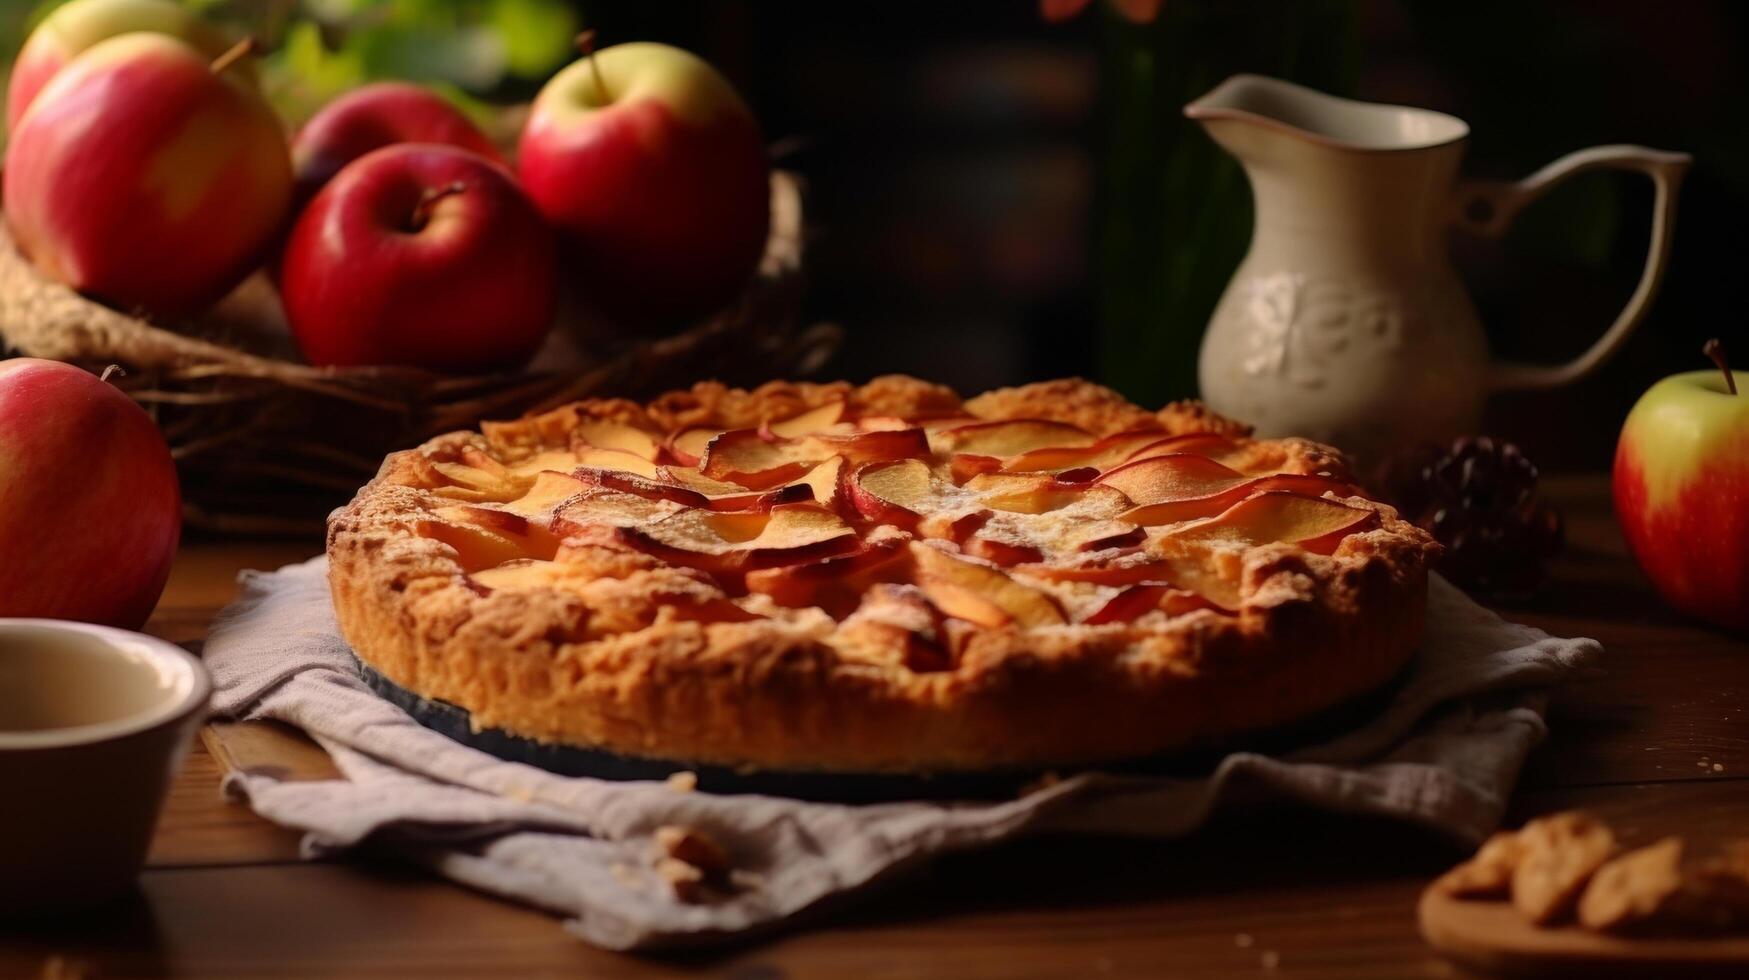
(206, 558, 1599, 950)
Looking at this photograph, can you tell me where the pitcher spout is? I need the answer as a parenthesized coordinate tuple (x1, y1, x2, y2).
(1184, 74, 1468, 153)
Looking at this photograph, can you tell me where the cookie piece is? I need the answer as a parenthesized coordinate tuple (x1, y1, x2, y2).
(1435, 830, 1525, 898)
(1511, 811, 1617, 925)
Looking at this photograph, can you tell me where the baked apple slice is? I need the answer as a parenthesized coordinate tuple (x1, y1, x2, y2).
(930, 419, 1094, 458)
(667, 427, 721, 467)
(469, 557, 576, 591)
(502, 449, 593, 480)
(1165, 491, 1378, 555)
(430, 447, 597, 500)
(549, 487, 687, 539)
(764, 400, 847, 439)
(1096, 453, 1250, 506)
(795, 456, 844, 510)
(573, 447, 664, 480)
(823, 428, 932, 464)
(624, 466, 810, 512)
(574, 468, 712, 509)
(701, 427, 929, 489)
(1121, 432, 1240, 465)
(618, 502, 859, 574)
(855, 415, 911, 432)
(1082, 583, 1221, 625)
(1245, 473, 1357, 500)
(501, 470, 591, 519)
(962, 536, 1044, 566)
(426, 504, 561, 570)
(910, 542, 1066, 628)
(471, 559, 760, 622)
(662, 458, 842, 511)
(423, 454, 522, 501)
(918, 509, 994, 546)
(840, 584, 957, 672)
(1015, 553, 1241, 611)
(849, 458, 934, 527)
(696, 429, 813, 488)
(1073, 521, 1147, 553)
(949, 453, 1004, 484)
(1017, 555, 1176, 587)
(999, 429, 1168, 474)
(572, 420, 661, 460)
(1119, 471, 1356, 527)
(966, 473, 1129, 515)
(745, 538, 912, 617)
(455, 446, 513, 478)
(852, 458, 990, 538)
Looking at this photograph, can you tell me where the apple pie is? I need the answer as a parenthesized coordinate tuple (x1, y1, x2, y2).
(328, 376, 1437, 773)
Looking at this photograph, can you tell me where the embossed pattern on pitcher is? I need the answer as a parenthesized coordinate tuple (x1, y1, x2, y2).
(1234, 272, 1413, 391)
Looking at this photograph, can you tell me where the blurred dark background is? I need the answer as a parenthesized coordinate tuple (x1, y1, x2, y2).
(5, 0, 1746, 472)
(596, 0, 1749, 474)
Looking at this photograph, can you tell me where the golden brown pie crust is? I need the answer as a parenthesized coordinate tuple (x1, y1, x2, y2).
(327, 376, 1436, 773)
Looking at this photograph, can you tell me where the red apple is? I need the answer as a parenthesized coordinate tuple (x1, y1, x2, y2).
(291, 82, 503, 203)
(5, 0, 247, 131)
(4, 34, 290, 320)
(280, 144, 558, 371)
(0, 360, 181, 629)
(517, 42, 770, 328)
(1614, 341, 1749, 631)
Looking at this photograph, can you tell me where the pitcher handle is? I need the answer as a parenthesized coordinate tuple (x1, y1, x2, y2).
(1451, 145, 1692, 392)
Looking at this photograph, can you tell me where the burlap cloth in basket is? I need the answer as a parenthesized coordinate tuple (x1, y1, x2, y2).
(205, 557, 1599, 950)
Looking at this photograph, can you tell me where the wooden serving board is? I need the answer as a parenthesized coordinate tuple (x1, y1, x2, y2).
(1418, 887, 1749, 977)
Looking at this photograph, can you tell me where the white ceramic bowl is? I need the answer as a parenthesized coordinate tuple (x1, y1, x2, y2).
(0, 619, 210, 914)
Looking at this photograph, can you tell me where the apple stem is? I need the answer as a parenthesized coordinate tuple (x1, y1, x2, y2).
(409, 182, 467, 232)
(1704, 338, 1737, 396)
(99, 364, 125, 384)
(210, 37, 259, 76)
(575, 29, 612, 102)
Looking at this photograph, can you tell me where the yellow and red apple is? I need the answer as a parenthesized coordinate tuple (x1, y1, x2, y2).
(279, 144, 557, 371)
(0, 359, 181, 629)
(517, 42, 770, 328)
(1614, 341, 1749, 631)
(4, 33, 291, 319)
(5, 0, 246, 131)
(291, 82, 503, 203)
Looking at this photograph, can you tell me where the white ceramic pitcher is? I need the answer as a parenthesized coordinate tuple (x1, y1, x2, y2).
(1186, 74, 1690, 461)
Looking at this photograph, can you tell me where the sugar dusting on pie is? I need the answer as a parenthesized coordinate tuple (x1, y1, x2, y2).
(327, 376, 1438, 773)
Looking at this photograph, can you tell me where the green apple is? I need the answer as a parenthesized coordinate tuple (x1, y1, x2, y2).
(1613, 341, 1749, 630)
(7, 0, 248, 131)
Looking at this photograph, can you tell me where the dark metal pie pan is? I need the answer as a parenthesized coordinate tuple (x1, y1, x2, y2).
(354, 653, 1404, 803)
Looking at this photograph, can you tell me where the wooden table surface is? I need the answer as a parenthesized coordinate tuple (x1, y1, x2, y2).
(4, 475, 1746, 979)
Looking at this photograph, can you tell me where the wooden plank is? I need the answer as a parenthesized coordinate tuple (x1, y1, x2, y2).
(1470, 476, 1749, 789)
(1525, 638, 1749, 789)
(151, 539, 321, 614)
(202, 721, 340, 784)
(146, 742, 305, 869)
(17, 778, 1748, 980)
(138, 540, 332, 869)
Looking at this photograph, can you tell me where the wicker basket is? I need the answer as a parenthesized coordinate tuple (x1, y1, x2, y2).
(0, 172, 838, 534)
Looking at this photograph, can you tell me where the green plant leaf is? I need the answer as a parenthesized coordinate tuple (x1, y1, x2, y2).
(489, 0, 577, 80)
